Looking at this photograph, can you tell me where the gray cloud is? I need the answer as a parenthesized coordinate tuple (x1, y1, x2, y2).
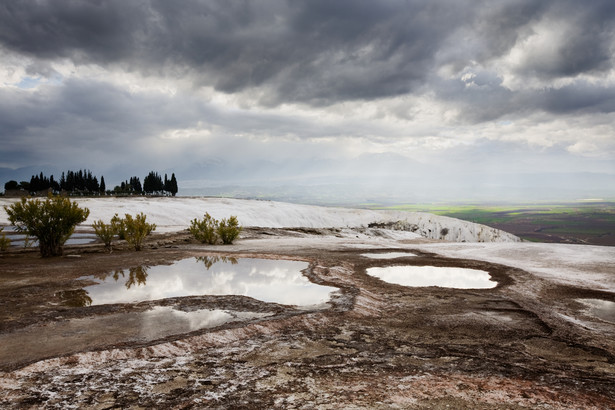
(0, 76, 358, 170)
(514, 1, 615, 78)
(0, 1, 144, 62)
(541, 82, 615, 114)
(0, 0, 614, 200)
(1, 0, 614, 109)
(0, 78, 202, 169)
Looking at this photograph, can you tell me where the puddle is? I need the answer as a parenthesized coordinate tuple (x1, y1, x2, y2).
(2, 228, 97, 247)
(579, 299, 615, 323)
(8, 256, 340, 365)
(0, 308, 272, 367)
(361, 252, 416, 259)
(71, 256, 337, 308)
(366, 265, 496, 289)
(140, 306, 273, 337)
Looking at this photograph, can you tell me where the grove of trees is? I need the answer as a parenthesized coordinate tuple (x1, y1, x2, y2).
(3, 170, 178, 197)
(143, 172, 178, 196)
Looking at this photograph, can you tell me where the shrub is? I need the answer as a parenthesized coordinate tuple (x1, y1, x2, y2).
(92, 219, 118, 252)
(4, 196, 90, 257)
(23, 234, 34, 248)
(189, 213, 219, 244)
(217, 215, 242, 244)
(0, 227, 10, 251)
(111, 213, 126, 240)
(121, 213, 156, 251)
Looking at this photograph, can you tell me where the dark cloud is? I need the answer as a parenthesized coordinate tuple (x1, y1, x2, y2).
(0, 76, 362, 169)
(0, 1, 147, 62)
(1, 0, 613, 110)
(0, 78, 207, 169)
(141, 0, 471, 104)
(463, 0, 549, 64)
(435, 77, 615, 124)
(514, 0, 615, 78)
(541, 82, 615, 114)
(433, 72, 519, 123)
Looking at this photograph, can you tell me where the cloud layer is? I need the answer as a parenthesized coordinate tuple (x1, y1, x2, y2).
(0, 0, 614, 200)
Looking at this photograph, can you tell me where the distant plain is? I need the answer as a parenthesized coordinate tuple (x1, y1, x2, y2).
(369, 201, 615, 246)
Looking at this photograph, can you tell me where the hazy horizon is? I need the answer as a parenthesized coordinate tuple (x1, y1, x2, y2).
(1, 1, 613, 203)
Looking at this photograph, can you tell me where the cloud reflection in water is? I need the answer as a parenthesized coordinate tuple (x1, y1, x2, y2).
(82, 257, 336, 307)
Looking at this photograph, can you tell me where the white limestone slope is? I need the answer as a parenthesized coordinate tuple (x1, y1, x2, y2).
(413, 241, 615, 291)
(0, 197, 520, 243)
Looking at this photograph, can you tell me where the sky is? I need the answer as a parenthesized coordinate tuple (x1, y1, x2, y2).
(0, 0, 614, 203)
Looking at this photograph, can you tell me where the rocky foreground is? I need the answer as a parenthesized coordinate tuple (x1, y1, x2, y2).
(0, 199, 613, 408)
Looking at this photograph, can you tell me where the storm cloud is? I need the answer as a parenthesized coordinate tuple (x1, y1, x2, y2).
(0, 0, 613, 200)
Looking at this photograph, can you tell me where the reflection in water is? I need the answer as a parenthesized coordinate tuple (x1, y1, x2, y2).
(367, 265, 496, 289)
(0, 308, 274, 365)
(4, 231, 97, 247)
(579, 299, 615, 323)
(77, 257, 336, 307)
(61, 266, 151, 307)
(107, 266, 150, 289)
(361, 252, 416, 259)
(125, 266, 149, 289)
(139, 306, 272, 339)
(196, 255, 238, 270)
(105, 265, 149, 289)
(57, 289, 93, 307)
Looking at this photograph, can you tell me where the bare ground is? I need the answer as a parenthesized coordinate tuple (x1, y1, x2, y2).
(1, 228, 614, 409)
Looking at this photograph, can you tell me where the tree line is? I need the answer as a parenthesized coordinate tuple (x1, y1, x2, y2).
(3, 170, 178, 196)
(117, 171, 178, 196)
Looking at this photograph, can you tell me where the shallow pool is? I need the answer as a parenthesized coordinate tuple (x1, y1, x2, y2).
(361, 252, 416, 259)
(0, 307, 273, 366)
(74, 256, 337, 308)
(1, 226, 97, 247)
(579, 299, 615, 323)
(366, 265, 496, 289)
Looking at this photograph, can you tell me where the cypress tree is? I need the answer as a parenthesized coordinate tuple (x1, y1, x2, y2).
(170, 173, 178, 196)
(60, 172, 66, 191)
(77, 170, 84, 191)
(50, 175, 60, 192)
(29, 175, 36, 192)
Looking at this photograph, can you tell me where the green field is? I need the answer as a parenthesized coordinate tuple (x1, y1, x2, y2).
(367, 201, 615, 246)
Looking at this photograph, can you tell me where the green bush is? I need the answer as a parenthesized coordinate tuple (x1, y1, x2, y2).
(21, 234, 34, 249)
(217, 215, 242, 245)
(4, 196, 90, 257)
(0, 227, 10, 251)
(189, 213, 219, 244)
(121, 213, 156, 251)
(92, 219, 118, 252)
(110, 213, 126, 240)
(189, 213, 242, 245)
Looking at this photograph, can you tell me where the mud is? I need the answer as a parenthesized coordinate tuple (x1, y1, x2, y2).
(1, 228, 614, 408)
